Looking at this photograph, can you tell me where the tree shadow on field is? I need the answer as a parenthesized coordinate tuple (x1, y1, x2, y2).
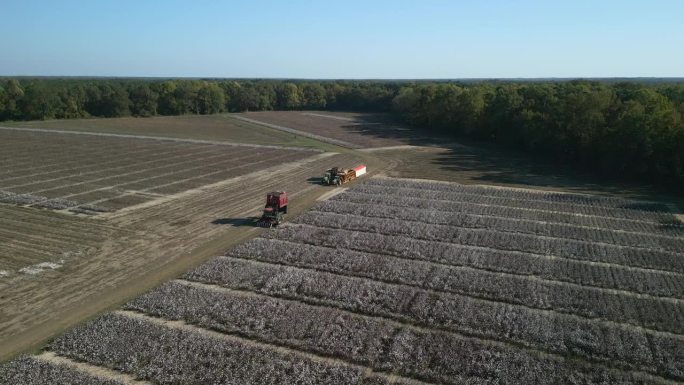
(305, 111, 684, 212)
(421, 141, 684, 208)
(376, 132, 684, 213)
(211, 217, 259, 227)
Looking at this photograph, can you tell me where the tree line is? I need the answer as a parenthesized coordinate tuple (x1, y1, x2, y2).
(1, 78, 682, 187)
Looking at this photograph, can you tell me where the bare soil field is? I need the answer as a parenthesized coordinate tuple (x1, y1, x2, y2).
(0, 127, 313, 213)
(4, 177, 682, 384)
(0, 205, 115, 277)
(237, 110, 427, 148)
(4, 114, 328, 149)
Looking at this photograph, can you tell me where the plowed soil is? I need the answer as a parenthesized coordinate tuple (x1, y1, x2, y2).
(237, 110, 426, 148)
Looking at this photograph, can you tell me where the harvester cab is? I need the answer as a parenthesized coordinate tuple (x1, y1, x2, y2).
(257, 191, 288, 228)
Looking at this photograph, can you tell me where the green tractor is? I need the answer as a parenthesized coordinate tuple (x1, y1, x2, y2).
(322, 166, 357, 186)
(322, 167, 340, 186)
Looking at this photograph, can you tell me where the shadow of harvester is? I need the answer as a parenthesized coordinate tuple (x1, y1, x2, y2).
(211, 217, 260, 227)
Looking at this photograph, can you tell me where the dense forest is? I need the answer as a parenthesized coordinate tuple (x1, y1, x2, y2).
(1, 78, 683, 187)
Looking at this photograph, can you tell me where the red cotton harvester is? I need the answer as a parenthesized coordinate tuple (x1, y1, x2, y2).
(257, 191, 288, 228)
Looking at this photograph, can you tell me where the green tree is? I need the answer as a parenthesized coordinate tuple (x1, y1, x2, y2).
(197, 82, 225, 114)
(301, 83, 326, 109)
(57, 83, 88, 119)
(2, 79, 24, 120)
(130, 84, 159, 117)
(19, 82, 63, 120)
(276, 83, 302, 110)
(155, 81, 180, 115)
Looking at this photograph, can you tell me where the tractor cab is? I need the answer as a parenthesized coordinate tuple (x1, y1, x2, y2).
(322, 167, 341, 185)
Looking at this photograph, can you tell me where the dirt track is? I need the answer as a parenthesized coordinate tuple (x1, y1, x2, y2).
(0, 150, 385, 361)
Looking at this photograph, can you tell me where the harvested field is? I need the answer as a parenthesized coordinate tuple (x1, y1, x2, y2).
(236, 111, 426, 148)
(0, 127, 313, 213)
(4, 114, 327, 149)
(5, 176, 682, 384)
(0, 205, 113, 277)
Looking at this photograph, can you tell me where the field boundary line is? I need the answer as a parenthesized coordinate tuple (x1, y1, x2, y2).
(230, 114, 361, 149)
(0, 125, 322, 152)
(102, 152, 337, 218)
(316, 187, 347, 201)
(238, 237, 684, 303)
(175, 277, 682, 383)
(358, 145, 424, 152)
(301, 112, 357, 121)
(36, 351, 153, 385)
(114, 309, 438, 385)
(219, 254, 684, 337)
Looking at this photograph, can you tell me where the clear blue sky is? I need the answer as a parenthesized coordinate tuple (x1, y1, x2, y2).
(1, 0, 682, 78)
